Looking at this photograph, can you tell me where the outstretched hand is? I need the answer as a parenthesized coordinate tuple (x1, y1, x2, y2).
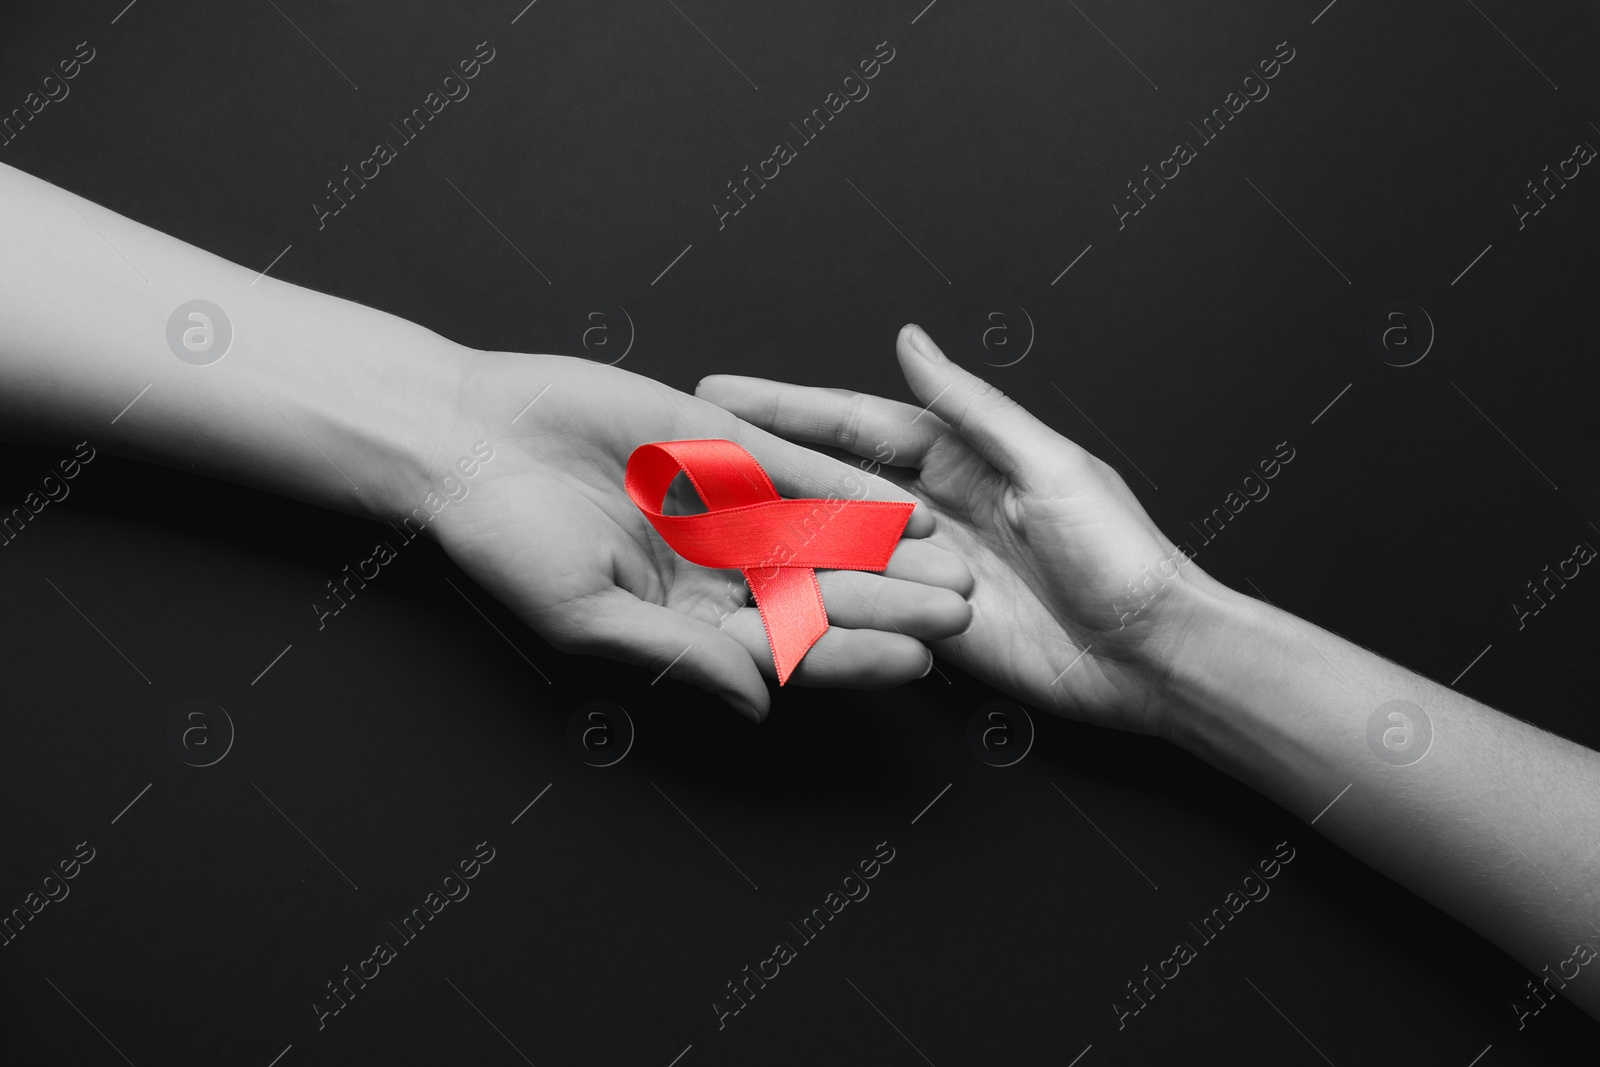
(698, 324, 1223, 737)
(421, 349, 975, 723)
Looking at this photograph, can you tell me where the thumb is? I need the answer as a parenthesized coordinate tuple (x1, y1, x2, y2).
(569, 590, 770, 723)
(895, 323, 1076, 486)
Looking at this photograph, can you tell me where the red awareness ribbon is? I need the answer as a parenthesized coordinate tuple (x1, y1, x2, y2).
(625, 440, 914, 685)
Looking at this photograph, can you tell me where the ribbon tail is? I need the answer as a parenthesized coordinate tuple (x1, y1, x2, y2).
(743, 566, 828, 686)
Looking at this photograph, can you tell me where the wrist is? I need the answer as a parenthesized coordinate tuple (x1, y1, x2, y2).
(1142, 577, 1284, 755)
(331, 334, 474, 526)
(231, 289, 474, 525)
(1150, 578, 1359, 817)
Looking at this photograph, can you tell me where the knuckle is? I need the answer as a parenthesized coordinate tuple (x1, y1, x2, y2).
(970, 377, 1013, 411)
(764, 384, 790, 431)
(834, 394, 867, 450)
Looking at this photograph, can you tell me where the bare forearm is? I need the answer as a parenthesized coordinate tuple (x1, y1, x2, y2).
(0, 161, 462, 520)
(1161, 580, 1600, 1017)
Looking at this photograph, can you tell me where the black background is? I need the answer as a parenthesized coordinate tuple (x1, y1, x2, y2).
(2, 1, 1598, 1064)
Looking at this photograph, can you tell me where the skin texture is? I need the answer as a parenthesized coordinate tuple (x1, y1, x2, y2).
(0, 161, 973, 722)
(700, 323, 1600, 1023)
(422, 351, 977, 720)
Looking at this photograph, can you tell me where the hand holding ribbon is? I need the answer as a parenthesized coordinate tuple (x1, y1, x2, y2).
(626, 439, 916, 684)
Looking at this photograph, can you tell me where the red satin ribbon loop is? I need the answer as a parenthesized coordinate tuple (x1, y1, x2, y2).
(625, 439, 914, 685)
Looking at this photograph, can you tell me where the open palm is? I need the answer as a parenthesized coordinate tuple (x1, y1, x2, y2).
(698, 325, 1214, 735)
(422, 349, 974, 722)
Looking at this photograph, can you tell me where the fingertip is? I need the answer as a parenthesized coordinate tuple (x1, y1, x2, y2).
(903, 503, 934, 538)
(951, 556, 976, 599)
(896, 636, 938, 682)
(714, 683, 767, 723)
(694, 374, 734, 402)
(898, 323, 944, 362)
(883, 537, 973, 596)
(895, 326, 953, 402)
(927, 586, 973, 639)
(896, 324, 924, 366)
(870, 633, 936, 686)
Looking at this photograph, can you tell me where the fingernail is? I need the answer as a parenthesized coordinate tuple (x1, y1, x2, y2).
(919, 656, 934, 679)
(725, 692, 762, 722)
(905, 324, 940, 362)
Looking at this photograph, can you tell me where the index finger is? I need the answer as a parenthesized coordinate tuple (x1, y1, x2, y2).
(676, 391, 938, 538)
